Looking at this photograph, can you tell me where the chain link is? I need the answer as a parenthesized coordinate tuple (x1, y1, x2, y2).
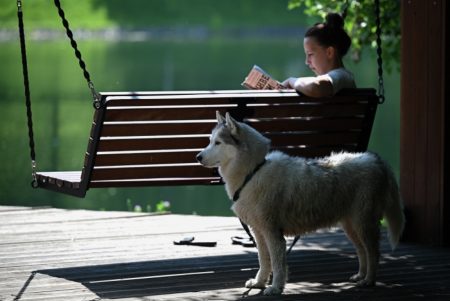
(54, 0, 101, 109)
(341, 0, 350, 20)
(375, 0, 385, 104)
(18, 0, 39, 188)
(88, 81, 101, 109)
(31, 160, 38, 188)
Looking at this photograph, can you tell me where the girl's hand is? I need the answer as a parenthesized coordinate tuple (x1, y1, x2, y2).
(282, 77, 297, 89)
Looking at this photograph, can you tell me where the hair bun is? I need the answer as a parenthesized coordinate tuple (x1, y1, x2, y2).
(325, 13, 344, 29)
(305, 11, 351, 58)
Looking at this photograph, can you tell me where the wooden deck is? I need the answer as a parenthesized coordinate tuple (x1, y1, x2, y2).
(1, 206, 449, 301)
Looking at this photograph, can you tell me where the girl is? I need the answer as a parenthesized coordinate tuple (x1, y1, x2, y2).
(283, 13, 356, 97)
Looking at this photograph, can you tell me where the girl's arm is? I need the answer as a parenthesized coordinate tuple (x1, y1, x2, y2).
(282, 75, 333, 97)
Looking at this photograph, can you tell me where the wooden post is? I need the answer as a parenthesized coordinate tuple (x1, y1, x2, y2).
(400, 0, 448, 246)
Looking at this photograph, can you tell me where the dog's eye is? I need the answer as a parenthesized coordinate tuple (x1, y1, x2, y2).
(215, 141, 221, 146)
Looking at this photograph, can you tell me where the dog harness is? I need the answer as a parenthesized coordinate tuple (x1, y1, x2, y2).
(230, 159, 268, 247)
(232, 159, 268, 202)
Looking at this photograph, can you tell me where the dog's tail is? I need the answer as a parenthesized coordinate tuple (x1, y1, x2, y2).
(383, 167, 405, 250)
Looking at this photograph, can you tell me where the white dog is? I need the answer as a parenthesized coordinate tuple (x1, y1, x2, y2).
(196, 112, 405, 295)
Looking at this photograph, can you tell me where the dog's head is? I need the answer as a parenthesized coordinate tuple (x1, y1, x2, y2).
(196, 111, 270, 168)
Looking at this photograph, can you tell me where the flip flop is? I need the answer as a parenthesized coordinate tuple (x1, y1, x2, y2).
(173, 236, 217, 247)
(231, 236, 255, 247)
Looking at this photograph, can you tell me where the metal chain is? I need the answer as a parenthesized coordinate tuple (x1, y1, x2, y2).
(17, 0, 38, 188)
(375, 0, 385, 104)
(53, 0, 101, 108)
(341, 0, 350, 21)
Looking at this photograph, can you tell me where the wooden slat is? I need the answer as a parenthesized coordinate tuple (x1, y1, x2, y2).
(36, 172, 84, 197)
(101, 121, 216, 137)
(90, 164, 214, 181)
(89, 177, 221, 188)
(248, 103, 368, 119)
(97, 136, 210, 152)
(276, 145, 358, 158)
(103, 90, 301, 106)
(267, 131, 361, 147)
(100, 117, 365, 137)
(100, 88, 376, 98)
(94, 150, 199, 166)
(37, 172, 81, 189)
(104, 106, 232, 122)
(103, 103, 368, 122)
(248, 117, 365, 133)
(37, 171, 82, 182)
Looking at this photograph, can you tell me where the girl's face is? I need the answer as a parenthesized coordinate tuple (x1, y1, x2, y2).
(303, 37, 336, 75)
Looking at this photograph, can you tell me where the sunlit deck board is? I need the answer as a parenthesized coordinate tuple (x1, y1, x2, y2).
(0, 206, 449, 301)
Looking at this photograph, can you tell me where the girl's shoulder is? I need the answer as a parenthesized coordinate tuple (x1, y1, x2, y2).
(327, 67, 356, 93)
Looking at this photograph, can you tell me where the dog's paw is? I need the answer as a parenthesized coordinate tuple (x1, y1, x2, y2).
(245, 278, 266, 289)
(356, 278, 375, 287)
(263, 285, 283, 296)
(349, 273, 365, 282)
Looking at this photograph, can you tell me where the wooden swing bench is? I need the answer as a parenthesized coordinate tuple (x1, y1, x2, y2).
(36, 88, 378, 197)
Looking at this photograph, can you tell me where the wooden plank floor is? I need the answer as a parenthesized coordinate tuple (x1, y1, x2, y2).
(1, 206, 449, 301)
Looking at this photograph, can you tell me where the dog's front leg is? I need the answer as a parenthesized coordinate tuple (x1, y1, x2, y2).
(245, 230, 271, 289)
(263, 230, 287, 295)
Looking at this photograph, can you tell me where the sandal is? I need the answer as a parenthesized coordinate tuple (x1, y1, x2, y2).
(174, 236, 217, 247)
(231, 236, 255, 247)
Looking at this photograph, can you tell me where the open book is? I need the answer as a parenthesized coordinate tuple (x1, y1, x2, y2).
(242, 65, 286, 90)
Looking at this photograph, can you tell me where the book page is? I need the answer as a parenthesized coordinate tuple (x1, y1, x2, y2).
(242, 65, 286, 90)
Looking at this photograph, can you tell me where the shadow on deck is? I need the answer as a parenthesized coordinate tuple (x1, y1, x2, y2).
(19, 239, 450, 300)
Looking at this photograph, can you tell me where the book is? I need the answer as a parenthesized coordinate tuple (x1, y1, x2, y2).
(241, 65, 286, 90)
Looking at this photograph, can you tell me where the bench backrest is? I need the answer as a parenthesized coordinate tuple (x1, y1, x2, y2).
(81, 89, 378, 189)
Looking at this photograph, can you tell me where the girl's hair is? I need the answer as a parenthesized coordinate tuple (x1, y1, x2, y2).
(305, 13, 351, 58)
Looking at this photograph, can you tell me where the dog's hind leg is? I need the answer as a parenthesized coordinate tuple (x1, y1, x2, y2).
(342, 219, 367, 282)
(356, 219, 381, 287)
(262, 229, 287, 295)
(245, 230, 271, 289)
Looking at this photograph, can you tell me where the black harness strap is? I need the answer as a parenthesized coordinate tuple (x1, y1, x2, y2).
(238, 219, 256, 247)
(232, 159, 267, 247)
(232, 159, 267, 202)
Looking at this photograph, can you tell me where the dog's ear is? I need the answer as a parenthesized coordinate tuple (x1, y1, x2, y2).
(216, 111, 225, 124)
(225, 112, 239, 134)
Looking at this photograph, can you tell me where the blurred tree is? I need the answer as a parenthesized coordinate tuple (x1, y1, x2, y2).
(90, 0, 306, 28)
(288, 0, 400, 71)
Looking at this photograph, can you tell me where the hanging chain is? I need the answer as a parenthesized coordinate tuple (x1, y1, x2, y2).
(341, 0, 350, 21)
(375, 0, 385, 104)
(17, 0, 38, 188)
(53, 0, 101, 109)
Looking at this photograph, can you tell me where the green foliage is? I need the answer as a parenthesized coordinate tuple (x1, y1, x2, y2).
(0, 0, 113, 29)
(126, 198, 170, 213)
(0, 0, 306, 29)
(155, 200, 171, 213)
(288, 0, 400, 70)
